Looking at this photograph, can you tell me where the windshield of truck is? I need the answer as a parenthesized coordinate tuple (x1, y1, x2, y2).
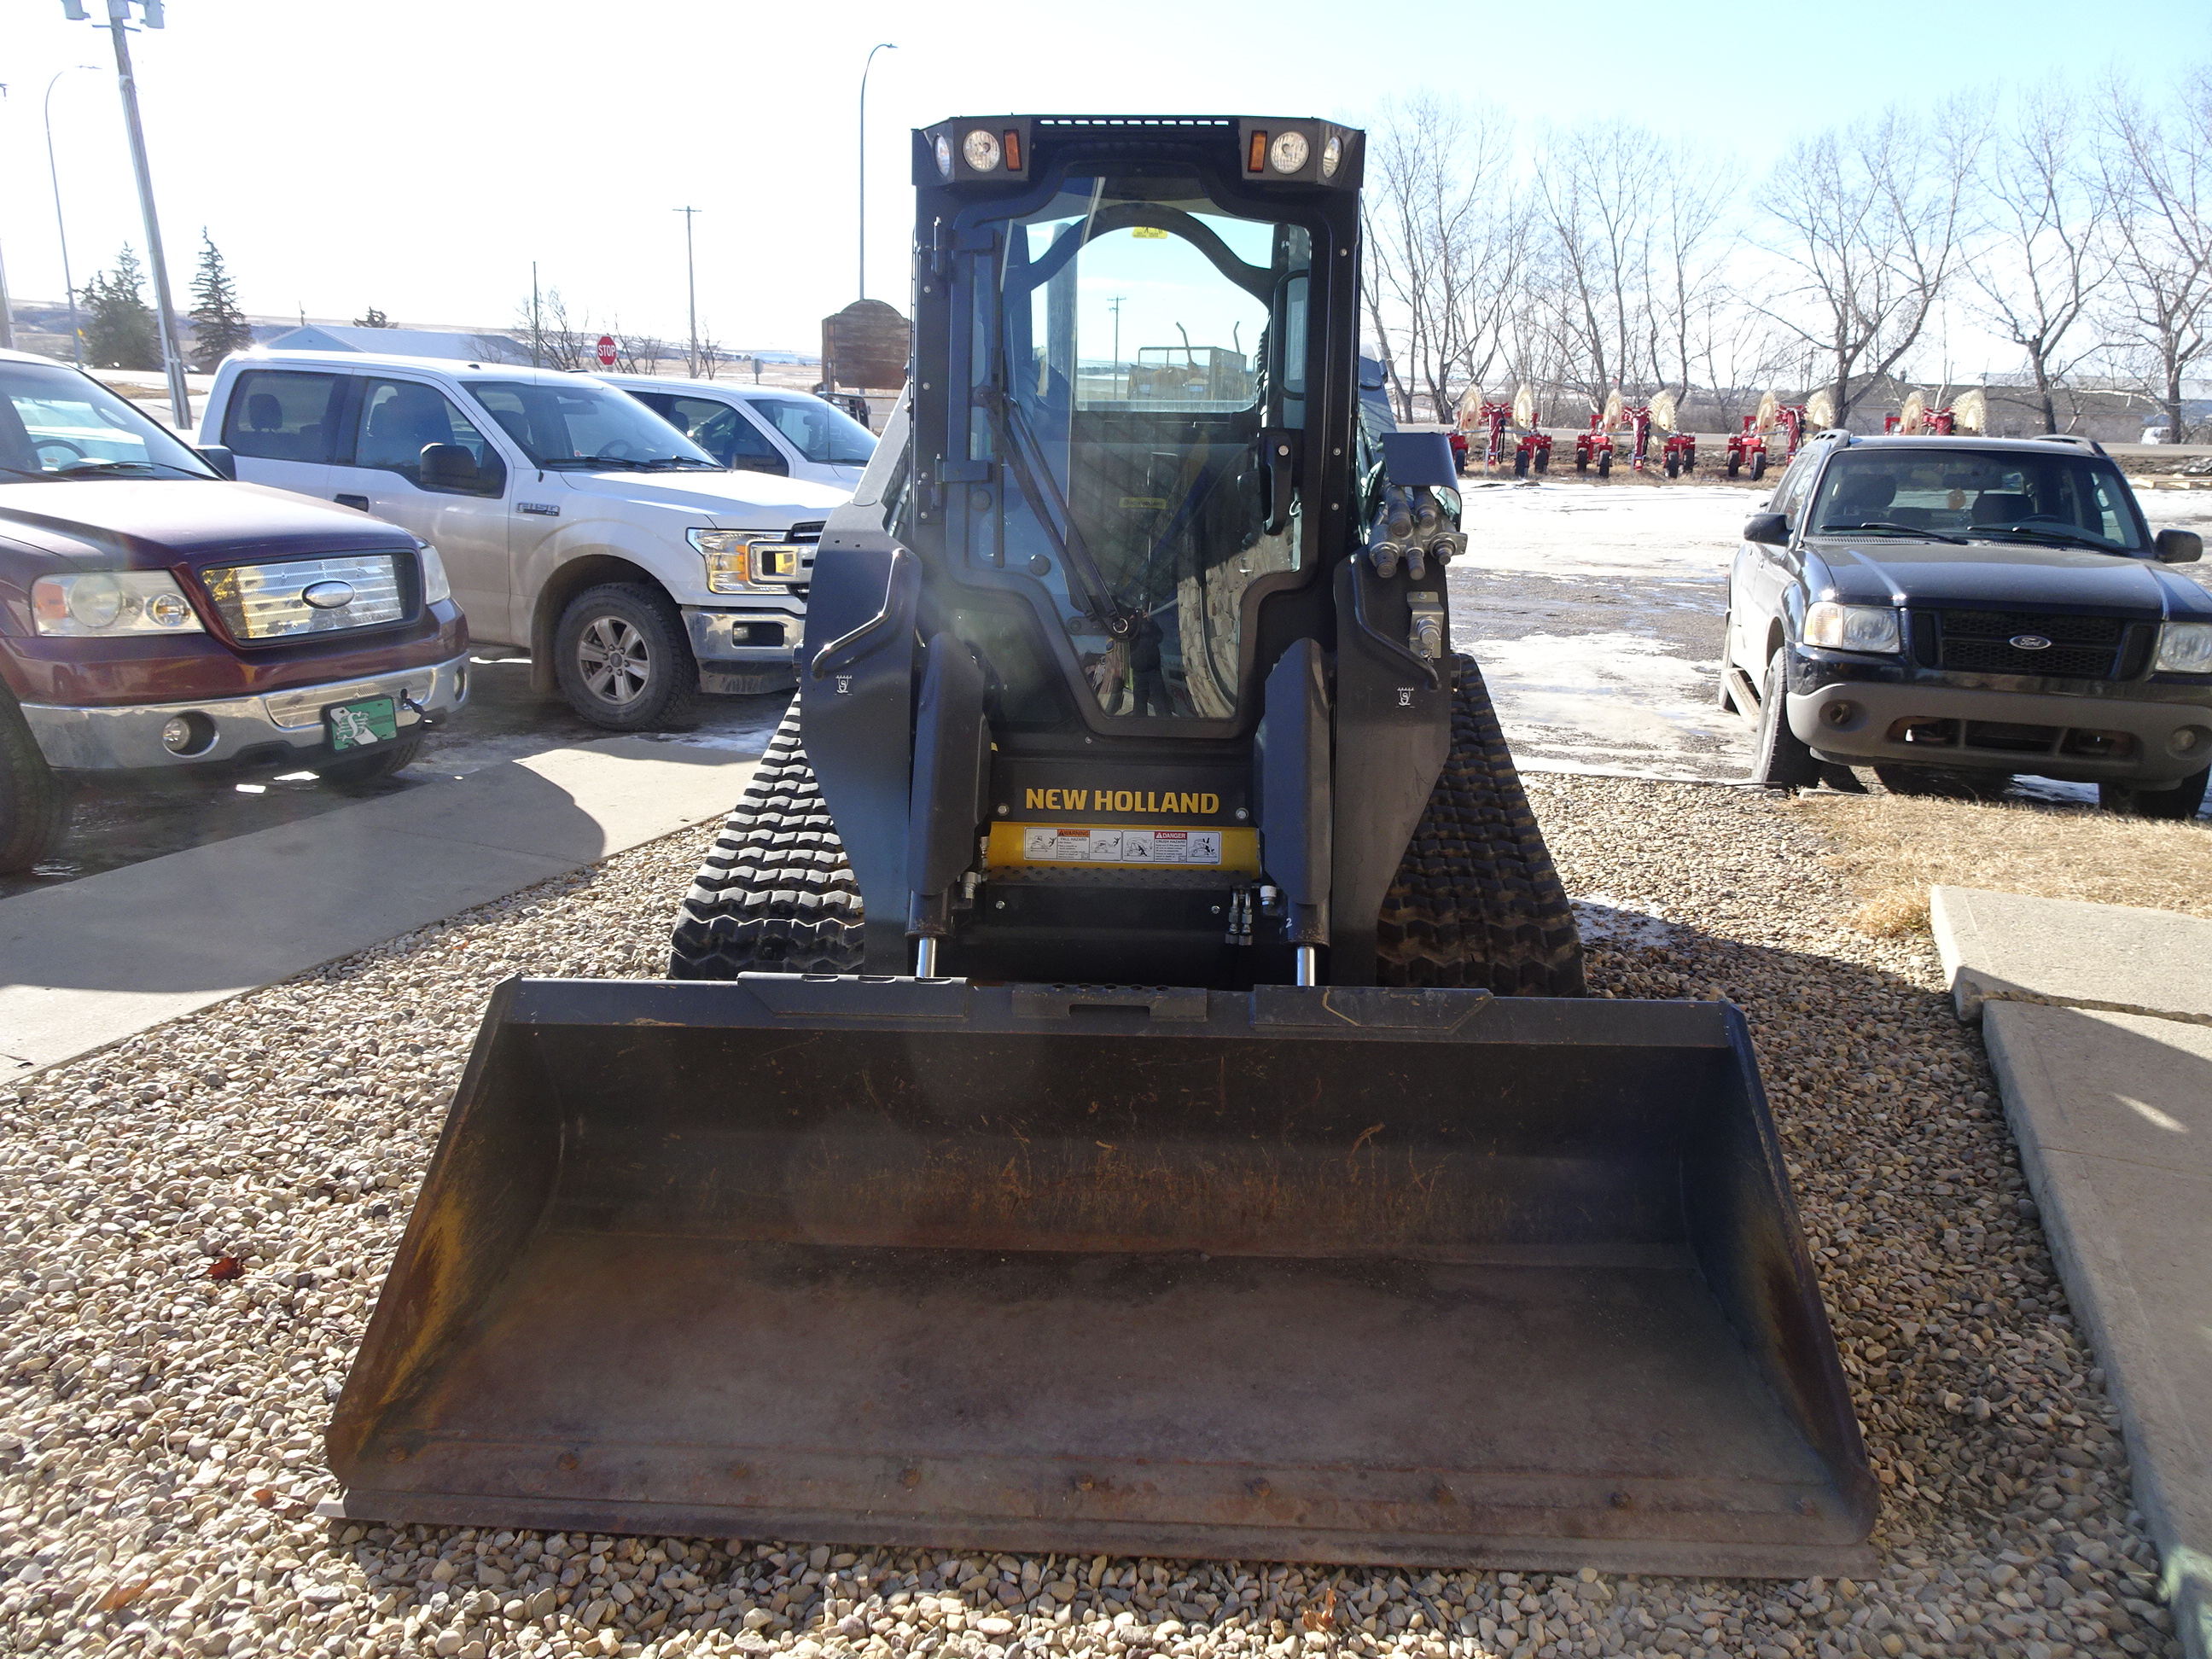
(0, 358, 216, 480)
(468, 379, 721, 470)
(746, 396, 876, 466)
(971, 172, 1315, 720)
(1807, 448, 2150, 552)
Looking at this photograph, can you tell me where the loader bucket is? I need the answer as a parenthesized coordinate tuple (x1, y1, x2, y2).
(329, 977, 1877, 1576)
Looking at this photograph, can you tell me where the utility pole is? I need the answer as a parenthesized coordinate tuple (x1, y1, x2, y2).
(1109, 294, 1126, 396)
(858, 43, 895, 303)
(674, 207, 701, 376)
(531, 260, 541, 369)
(64, 2, 193, 426)
(44, 67, 102, 364)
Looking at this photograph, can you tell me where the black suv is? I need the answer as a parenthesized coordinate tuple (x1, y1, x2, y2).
(1721, 432, 2210, 816)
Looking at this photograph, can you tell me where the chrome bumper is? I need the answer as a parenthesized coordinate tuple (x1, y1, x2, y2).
(684, 608, 800, 696)
(21, 653, 470, 771)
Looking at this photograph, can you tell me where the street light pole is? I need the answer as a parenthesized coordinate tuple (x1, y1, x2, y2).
(44, 67, 102, 365)
(673, 207, 701, 377)
(67, 2, 191, 425)
(858, 42, 895, 303)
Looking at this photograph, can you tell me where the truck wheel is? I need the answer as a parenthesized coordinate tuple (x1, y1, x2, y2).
(1750, 654, 1820, 789)
(555, 583, 697, 731)
(0, 696, 68, 874)
(668, 696, 864, 977)
(1375, 655, 1586, 997)
(317, 731, 424, 789)
(2098, 765, 2209, 820)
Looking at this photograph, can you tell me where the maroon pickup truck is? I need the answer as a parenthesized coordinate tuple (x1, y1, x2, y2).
(0, 349, 469, 871)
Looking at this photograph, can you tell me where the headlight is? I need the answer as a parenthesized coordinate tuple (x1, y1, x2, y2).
(1802, 601, 1901, 654)
(2155, 620, 2212, 674)
(934, 134, 953, 181)
(416, 541, 452, 606)
(962, 128, 1001, 173)
(689, 528, 759, 593)
(1269, 131, 1310, 174)
(1320, 134, 1344, 179)
(32, 571, 206, 637)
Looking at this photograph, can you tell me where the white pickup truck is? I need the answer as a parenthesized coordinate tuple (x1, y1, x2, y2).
(198, 351, 850, 727)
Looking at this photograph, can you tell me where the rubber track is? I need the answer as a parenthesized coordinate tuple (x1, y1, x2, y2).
(669, 661, 1584, 992)
(667, 697, 865, 978)
(1374, 654, 1586, 996)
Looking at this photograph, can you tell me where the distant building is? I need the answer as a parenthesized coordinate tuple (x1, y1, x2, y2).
(259, 323, 533, 364)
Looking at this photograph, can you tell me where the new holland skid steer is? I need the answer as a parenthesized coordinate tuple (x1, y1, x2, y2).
(328, 116, 1876, 1575)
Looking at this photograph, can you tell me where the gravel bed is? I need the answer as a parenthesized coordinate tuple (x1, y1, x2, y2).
(0, 777, 2184, 1659)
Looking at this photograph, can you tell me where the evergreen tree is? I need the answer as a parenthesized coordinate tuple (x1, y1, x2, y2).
(82, 246, 160, 371)
(353, 307, 393, 328)
(189, 231, 255, 370)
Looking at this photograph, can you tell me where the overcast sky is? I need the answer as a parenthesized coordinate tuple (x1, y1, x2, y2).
(3, 1, 2209, 364)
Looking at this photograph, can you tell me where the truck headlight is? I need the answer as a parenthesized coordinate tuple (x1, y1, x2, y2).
(416, 541, 452, 606)
(1802, 601, 1901, 654)
(2155, 620, 2212, 674)
(689, 528, 760, 592)
(31, 570, 207, 637)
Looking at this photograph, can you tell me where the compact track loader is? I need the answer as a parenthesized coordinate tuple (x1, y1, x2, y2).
(329, 115, 1876, 1575)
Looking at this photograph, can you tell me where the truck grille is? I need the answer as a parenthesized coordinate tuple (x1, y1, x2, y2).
(201, 553, 406, 642)
(1933, 609, 2123, 680)
(783, 521, 824, 590)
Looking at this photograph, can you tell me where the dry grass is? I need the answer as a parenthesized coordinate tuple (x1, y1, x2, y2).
(1784, 789, 2212, 935)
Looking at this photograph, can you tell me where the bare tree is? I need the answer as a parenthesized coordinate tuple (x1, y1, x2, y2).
(1758, 105, 1982, 426)
(1364, 97, 1527, 422)
(511, 286, 598, 372)
(2100, 69, 2212, 440)
(1963, 85, 2112, 433)
(1645, 148, 1733, 404)
(1532, 119, 1659, 413)
(609, 322, 669, 375)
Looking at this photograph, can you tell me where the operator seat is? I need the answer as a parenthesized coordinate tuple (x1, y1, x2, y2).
(1970, 491, 2037, 526)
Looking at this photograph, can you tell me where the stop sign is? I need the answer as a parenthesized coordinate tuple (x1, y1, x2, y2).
(596, 335, 617, 367)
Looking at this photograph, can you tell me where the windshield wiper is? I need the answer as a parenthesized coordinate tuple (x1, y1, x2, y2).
(538, 455, 653, 471)
(1824, 521, 1969, 544)
(973, 385, 1133, 637)
(1972, 527, 2120, 551)
(636, 457, 722, 470)
(55, 459, 204, 479)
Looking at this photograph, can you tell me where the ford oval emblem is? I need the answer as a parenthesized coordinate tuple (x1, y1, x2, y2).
(2009, 633, 2052, 651)
(301, 579, 356, 610)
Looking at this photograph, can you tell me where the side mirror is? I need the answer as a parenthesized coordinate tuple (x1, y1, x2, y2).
(197, 444, 237, 480)
(1744, 512, 1790, 547)
(2156, 527, 2203, 564)
(419, 443, 480, 493)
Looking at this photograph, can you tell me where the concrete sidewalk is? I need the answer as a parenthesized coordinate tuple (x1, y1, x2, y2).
(0, 736, 755, 1076)
(1932, 887, 2212, 1659)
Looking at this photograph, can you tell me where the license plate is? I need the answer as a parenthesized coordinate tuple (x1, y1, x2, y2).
(325, 695, 399, 752)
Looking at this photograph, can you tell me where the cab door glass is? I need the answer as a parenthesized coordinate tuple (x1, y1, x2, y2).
(222, 370, 342, 463)
(355, 380, 505, 495)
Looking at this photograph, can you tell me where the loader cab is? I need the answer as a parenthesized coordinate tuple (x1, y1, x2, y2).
(908, 117, 1366, 737)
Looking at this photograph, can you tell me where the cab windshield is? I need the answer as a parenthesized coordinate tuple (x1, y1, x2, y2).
(0, 358, 216, 481)
(970, 172, 1314, 719)
(748, 396, 876, 466)
(1807, 449, 2150, 552)
(469, 380, 720, 470)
